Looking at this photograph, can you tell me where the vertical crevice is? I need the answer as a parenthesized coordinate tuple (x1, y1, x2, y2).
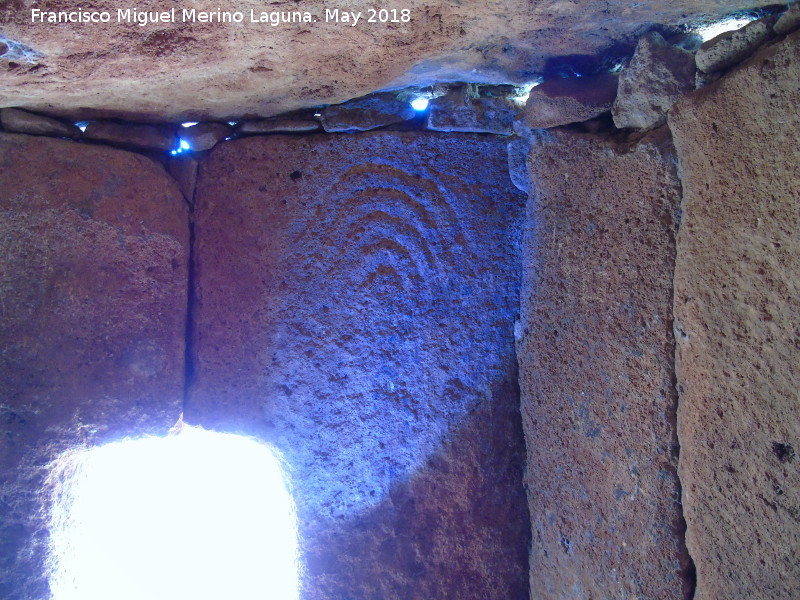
(171, 159, 200, 417)
(183, 205, 197, 415)
(666, 126, 697, 600)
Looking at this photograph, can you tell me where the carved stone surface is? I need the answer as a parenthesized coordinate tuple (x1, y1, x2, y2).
(0, 134, 189, 599)
(518, 126, 694, 600)
(188, 131, 529, 599)
(670, 30, 800, 600)
(0, 0, 779, 120)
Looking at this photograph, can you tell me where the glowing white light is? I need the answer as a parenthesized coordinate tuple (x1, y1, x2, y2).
(228, 121, 238, 126)
(179, 138, 191, 151)
(410, 97, 429, 111)
(696, 15, 756, 42)
(511, 79, 543, 105)
(74, 121, 89, 132)
(181, 122, 199, 128)
(47, 425, 299, 600)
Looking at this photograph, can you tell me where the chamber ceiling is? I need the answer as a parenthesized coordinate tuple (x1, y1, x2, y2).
(0, 0, 781, 121)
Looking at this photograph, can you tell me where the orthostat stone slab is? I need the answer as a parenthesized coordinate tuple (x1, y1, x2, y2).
(0, 0, 781, 121)
(188, 131, 529, 599)
(518, 126, 694, 600)
(670, 30, 800, 600)
(0, 133, 189, 599)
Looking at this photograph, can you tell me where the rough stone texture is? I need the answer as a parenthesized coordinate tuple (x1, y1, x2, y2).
(507, 135, 532, 193)
(774, 3, 800, 36)
(166, 154, 199, 203)
(0, 1, 779, 121)
(612, 32, 696, 130)
(669, 30, 800, 600)
(695, 69, 722, 88)
(518, 126, 694, 600)
(188, 132, 529, 599)
(0, 134, 189, 599)
(695, 18, 774, 73)
(0, 107, 80, 138)
(236, 118, 321, 134)
(320, 93, 415, 132)
(522, 73, 619, 128)
(427, 85, 518, 134)
(180, 121, 232, 151)
(83, 120, 177, 152)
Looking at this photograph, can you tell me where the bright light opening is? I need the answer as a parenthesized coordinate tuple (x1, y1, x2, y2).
(410, 97, 429, 111)
(696, 15, 757, 41)
(46, 424, 299, 600)
(181, 121, 199, 128)
(74, 121, 89, 132)
(511, 79, 543, 105)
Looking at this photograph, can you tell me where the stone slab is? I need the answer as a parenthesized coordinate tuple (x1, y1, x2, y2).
(320, 92, 415, 132)
(774, 3, 800, 35)
(0, 107, 81, 138)
(669, 30, 800, 600)
(522, 73, 618, 128)
(427, 85, 518, 134)
(695, 17, 774, 73)
(612, 31, 696, 130)
(0, 1, 781, 121)
(188, 131, 529, 599)
(0, 134, 189, 599)
(83, 120, 177, 152)
(236, 118, 321, 134)
(166, 153, 199, 203)
(518, 126, 693, 599)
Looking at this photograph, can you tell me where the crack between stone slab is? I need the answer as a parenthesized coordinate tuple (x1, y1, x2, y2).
(182, 188, 198, 417)
(667, 127, 698, 600)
